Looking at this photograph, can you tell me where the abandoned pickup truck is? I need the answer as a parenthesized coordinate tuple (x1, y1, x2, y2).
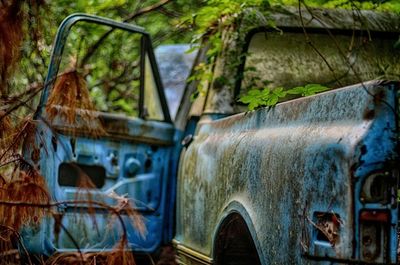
(22, 6, 399, 265)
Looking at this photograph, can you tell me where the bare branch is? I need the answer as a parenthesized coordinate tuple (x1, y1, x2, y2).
(158, 6, 182, 18)
(79, 0, 172, 68)
(124, 0, 172, 22)
(0, 225, 33, 265)
(298, 0, 343, 87)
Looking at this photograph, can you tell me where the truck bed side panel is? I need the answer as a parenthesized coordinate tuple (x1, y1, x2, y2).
(175, 81, 398, 264)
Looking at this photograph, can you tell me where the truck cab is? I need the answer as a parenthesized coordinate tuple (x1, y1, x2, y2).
(173, 6, 400, 265)
(22, 6, 399, 265)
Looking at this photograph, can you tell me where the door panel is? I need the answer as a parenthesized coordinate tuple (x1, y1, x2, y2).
(37, 118, 173, 251)
(23, 14, 176, 255)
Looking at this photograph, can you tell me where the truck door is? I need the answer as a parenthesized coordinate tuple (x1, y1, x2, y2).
(23, 14, 177, 256)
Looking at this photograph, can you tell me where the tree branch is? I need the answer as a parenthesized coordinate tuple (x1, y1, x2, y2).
(124, 0, 172, 22)
(79, 0, 172, 68)
(298, 0, 343, 87)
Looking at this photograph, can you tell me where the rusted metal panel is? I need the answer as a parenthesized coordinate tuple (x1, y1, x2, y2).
(175, 81, 398, 264)
(48, 109, 175, 145)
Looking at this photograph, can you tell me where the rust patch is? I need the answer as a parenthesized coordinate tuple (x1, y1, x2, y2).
(314, 213, 342, 247)
(102, 118, 130, 135)
(373, 89, 385, 105)
(363, 109, 375, 120)
(31, 147, 40, 164)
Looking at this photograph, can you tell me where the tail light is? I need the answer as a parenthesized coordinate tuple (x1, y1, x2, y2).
(360, 172, 393, 204)
(359, 210, 390, 263)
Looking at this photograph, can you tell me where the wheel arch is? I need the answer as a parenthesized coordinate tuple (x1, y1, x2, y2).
(211, 200, 264, 265)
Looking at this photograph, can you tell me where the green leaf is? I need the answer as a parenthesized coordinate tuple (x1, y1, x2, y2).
(190, 90, 200, 101)
(239, 83, 330, 110)
(248, 100, 261, 110)
(187, 75, 197, 83)
(260, 88, 271, 98)
(272, 87, 286, 98)
(185, 45, 200, 54)
(238, 95, 255, 103)
(266, 94, 279, 106)
(303, 84, 329, 96)
(286, 86, 305, 95)
(248, 89, 262, 96)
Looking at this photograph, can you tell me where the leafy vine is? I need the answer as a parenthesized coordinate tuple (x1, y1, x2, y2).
(184, 0, 400, 109)
(238, 84, 329, 110)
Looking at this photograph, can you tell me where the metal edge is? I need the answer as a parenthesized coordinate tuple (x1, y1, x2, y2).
(36, 13, 149, 118)
(172, 239, 213, 265)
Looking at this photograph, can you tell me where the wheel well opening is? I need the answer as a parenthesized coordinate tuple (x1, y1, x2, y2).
(214, 213, 261, 265)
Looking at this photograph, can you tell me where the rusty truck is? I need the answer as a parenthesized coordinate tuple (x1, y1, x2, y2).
(22, 6, 399, 265)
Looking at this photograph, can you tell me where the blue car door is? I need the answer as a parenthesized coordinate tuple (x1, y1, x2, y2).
(22, 14, 177, 256)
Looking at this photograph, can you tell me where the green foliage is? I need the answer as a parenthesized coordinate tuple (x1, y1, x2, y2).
(239, 88, 281, 110)
(287, 84, 330, 96)
(183, 0, 264, 31)
(8, 0, 400, 115)
(185, 0, 400, 38)
(186, 0, 400, 107)
(10, 0, 200, 116)
(187, 62, 214, 99)
(239, 84, 329, 110)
